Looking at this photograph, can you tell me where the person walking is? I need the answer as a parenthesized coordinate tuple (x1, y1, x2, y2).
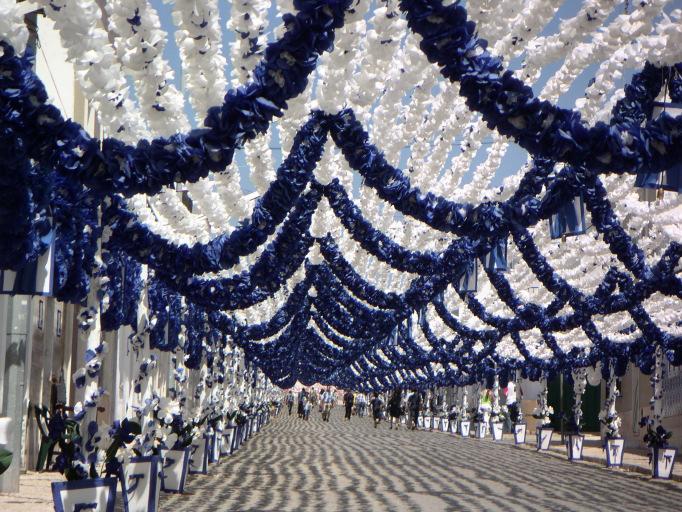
(297, 388, 308, 419)
(321, 387, 334, 421)
(356, 393, 366, 417)
(343, 390, 354, 420)
(286, 390, 295, 415)
(407, 390, 420, 430)
(304, 394, 312, 420)
(370, 392, 384, 428)
(388, 389, 402, 429)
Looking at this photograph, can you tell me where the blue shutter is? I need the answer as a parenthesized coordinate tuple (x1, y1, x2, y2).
(457, 259, 478, 292)
(549, 195, 588, 240)
(635, 102, 682, 193)
(483, 238, 508, 271)
(1, 230, 55, 296)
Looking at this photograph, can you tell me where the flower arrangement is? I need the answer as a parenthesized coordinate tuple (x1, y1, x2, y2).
(599, 410, 622, 440)
(640, 416, 673, 450)
(50, 415, 142, 481)
(491, 405, 508, 423)
(469, 407, 483, 423)
(531, 405, 554, 427)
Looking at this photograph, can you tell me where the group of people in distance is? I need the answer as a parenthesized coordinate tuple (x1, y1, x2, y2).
(283, 385, 522, 433)
(282, 387, 426, 429)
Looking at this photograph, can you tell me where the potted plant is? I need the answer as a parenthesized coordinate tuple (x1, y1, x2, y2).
(472, 410, 487, 439)
(599, 410, 624, 467)
(101, 419, 167, 512)
(490, 407, 506, 441)
(600, 372, 624, 467)
(233, 410, 248, 451)
(459, 407, 471, 437)
(448, 406, 459, 435)
(221, 411, 238, 457)
(564, 416, 584, 461)
(640, 417, 676, 479)
(532, 403, 554, 451)
(50, 415, 124, 512)
(440, 415, 449, 433)
(159, 412, 195, 493)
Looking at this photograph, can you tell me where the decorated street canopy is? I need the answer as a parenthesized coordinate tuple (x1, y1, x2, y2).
(1, 0, 681, 392)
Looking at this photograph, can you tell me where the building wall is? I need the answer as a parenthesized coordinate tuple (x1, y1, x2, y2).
(617, 363, 682, 450)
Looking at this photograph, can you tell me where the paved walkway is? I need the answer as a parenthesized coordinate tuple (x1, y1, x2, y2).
(162, 410, 682, 511)
(2, 410, 681, 511)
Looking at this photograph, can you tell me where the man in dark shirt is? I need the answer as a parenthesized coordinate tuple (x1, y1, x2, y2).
(407, 391, 420, 430)
(343, 390, 354, 420)
(370, 393, 384, 428)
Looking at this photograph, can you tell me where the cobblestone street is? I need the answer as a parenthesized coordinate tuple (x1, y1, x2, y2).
(161, 410, 682, 511)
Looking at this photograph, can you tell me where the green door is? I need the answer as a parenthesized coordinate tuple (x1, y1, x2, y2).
(548, 376, 601, 432)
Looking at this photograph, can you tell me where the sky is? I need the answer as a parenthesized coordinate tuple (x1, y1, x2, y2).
(148, 0, 679, 194)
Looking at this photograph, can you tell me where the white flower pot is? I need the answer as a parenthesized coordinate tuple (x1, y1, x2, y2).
(120, 455, 161, 512)
(440, 418, 449, 432)
(424, 416, 432, 430)
(491, 421, 504, 441)
(417, 415, 424, 429)
(604, 437, 624, 467)
(513, 423, 527, 445)
(536, 427, 553, 451)
(51, 477, 117, 512)
(566, 433, 584, 461)
(209, 431, 220, 464)
(233, 424, 242, 451)
(449, 420, 458, 434)
(221, 426, 236, 457)
(160, 448, 191, 493)
(189, 434, 210, 475)
(460, 420, 471, 437)
(651, 447, 677, 479)
(474, 422, 487, 439)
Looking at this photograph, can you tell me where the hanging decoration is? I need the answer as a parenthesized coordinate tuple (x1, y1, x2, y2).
(0, 0, 680, 399)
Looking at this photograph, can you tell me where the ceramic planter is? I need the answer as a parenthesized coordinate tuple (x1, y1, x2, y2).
(424, 416, 432, 430)
(209, 431, 220, 464)
(491, 421, 504, 441)
(536, 427, 553, 451)
(460, 420, 471, 437)
(120, 455, 161, 512)
(604, 437, 624, 467)
(651, 447, 677, 479)
(474, 422, 487, 439)
(513, 423, 527, 445)
(221, 425, 236, 457)
(160, 448, 191, 493)
(440, 418, 449, 432)
(566, 433, 584, 461)
(233, 423, 243, 451)
(51, 477, 117, 512)
(189, 433, 210, 475)
(417, 415, 424, 429)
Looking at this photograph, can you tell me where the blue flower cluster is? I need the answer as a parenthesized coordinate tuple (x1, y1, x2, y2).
(400, 0, 682, 177)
